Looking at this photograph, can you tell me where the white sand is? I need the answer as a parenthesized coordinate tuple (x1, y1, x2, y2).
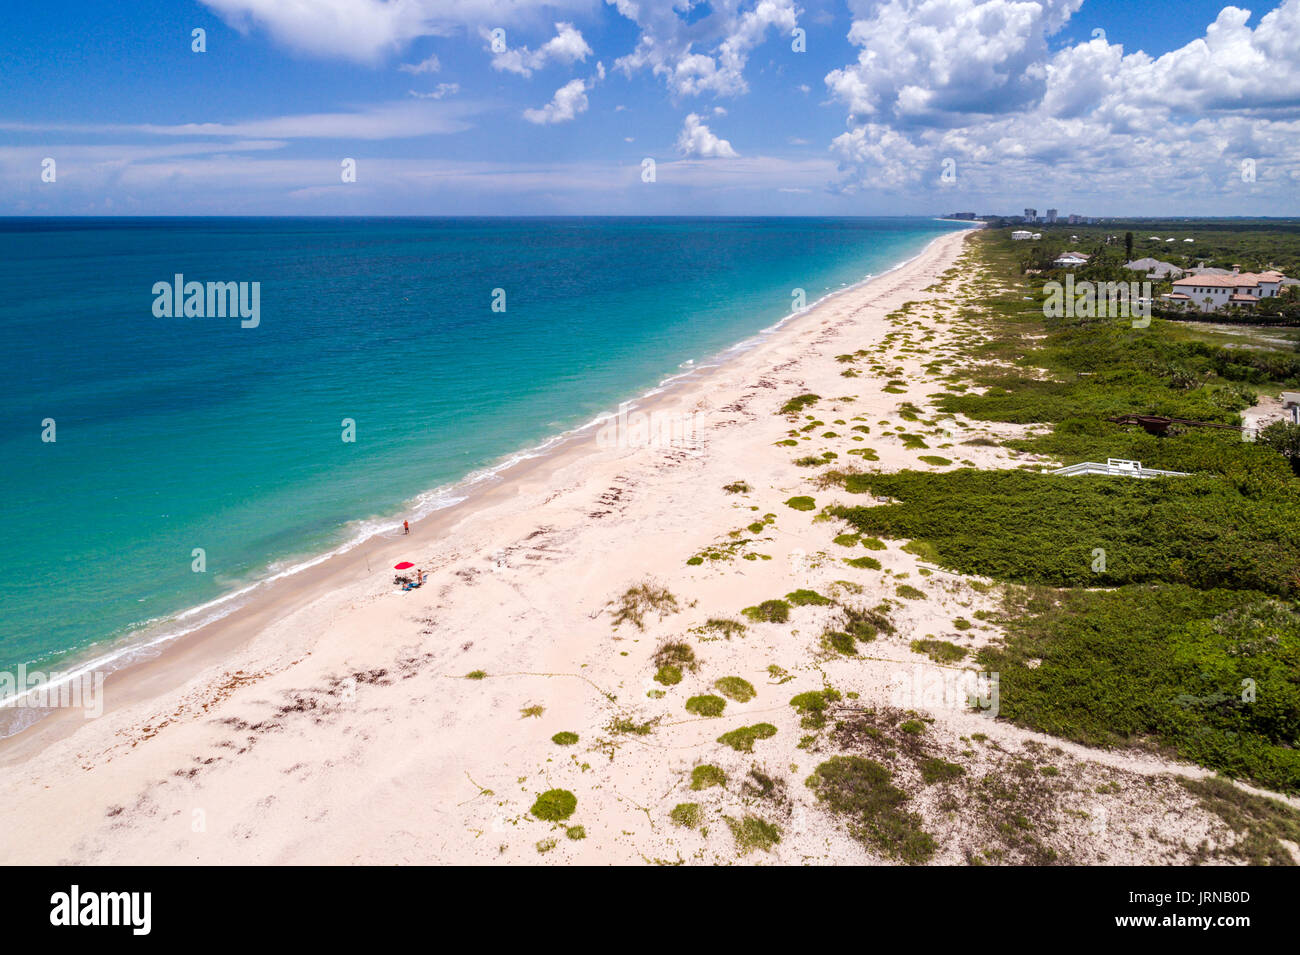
(1, 226, 1289, 865)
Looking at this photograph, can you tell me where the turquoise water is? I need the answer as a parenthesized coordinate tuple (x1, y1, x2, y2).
(0, 217, 964, 684)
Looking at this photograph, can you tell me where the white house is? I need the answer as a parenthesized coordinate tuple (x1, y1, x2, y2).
(1053, 251, 1090, 267)
(1164, 267, 1289, 312)
(1011, 230, 1033, 240)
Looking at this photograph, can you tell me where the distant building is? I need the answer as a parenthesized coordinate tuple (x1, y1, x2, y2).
(1164, 267, 1289, 312)
(1046, 209, 1058, 223)
(1125, 257, 1184, 279)
(1023, 208, 1037, 222)
(1067, 214, 1081, 225)
(1282, 392, 1300, 425)
(949, 212, 977, 220)
(1053, 251, 1090, 267)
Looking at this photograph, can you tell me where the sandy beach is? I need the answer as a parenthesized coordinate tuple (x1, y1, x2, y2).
(0, 225, 1282, 865)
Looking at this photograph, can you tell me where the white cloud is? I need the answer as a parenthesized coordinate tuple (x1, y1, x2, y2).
(199, 0, 590, 62)
(489, 22, 593, 77)
(409, 83, 460, 99)
(523, 78, 591, 124)
(610, 0, 798, 97)
(0, 100, 479, 140)
(825, 0, 1083, 125)
(398, 54, 441, 74)
(821, 0, 1300, 206)
(676, 113, 739, 158)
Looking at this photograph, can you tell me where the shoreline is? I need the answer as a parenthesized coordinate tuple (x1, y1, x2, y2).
(7, 222, 1156, 866)
(9, 219, 1282, 865)
(0, 224, 972, 748)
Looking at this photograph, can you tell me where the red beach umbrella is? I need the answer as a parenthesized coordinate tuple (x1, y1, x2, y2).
(394, 561, 415, 570)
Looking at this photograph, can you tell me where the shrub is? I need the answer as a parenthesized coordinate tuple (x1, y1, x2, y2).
(743, 599, 791, 623)
(686, 694, 727, 717)
(690, 764, 727, 790)
(530, 789, 577, 822)
(670, 803, 703, 828)
(717, 723, 778, 752)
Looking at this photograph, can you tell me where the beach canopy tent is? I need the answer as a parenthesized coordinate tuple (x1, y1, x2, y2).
(394, 561, 414, 570)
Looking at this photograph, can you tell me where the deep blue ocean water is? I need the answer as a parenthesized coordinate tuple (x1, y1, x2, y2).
(0, 216, 965, 688)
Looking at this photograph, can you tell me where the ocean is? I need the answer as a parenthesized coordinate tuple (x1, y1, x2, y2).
(0, 216, 965, 707)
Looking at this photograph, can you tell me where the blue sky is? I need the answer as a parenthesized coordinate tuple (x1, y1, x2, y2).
(2, 0, 1297, 216)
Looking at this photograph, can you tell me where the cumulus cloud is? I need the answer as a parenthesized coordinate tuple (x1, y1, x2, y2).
(676, 113, 739, 158)
(610, 0, 798, 97)
(822, 0, 1300, 205)
(825, 0, 1083, 125)
(489, 21, 593, 76)
(523, 78, 591, 124)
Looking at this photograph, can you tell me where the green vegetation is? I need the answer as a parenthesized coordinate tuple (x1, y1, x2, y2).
(717, 723, 778, 753)
(911, 639, 968, 664)
(917, 455, 952, 466)
(833, 469, 1300, 596)
(723, 481, 752, 494)
(840, 605, 894, 642)
(685, 694, 727, 718)
(854, 228, 1300, 794)
(780, 394, 821, 415)
(607, 715, 659, 736)
(785, 496, 817, 511)
(895, 584, 926, 600)
(844, 556, 882, 570)
(982, 586, 1300, 792)
(786, 588, 831, 606)
(726, 815, 781, 855)
(1180, 776, 1300, 865)
(714, 676, 757, 702)
(566, 825, 586, 841)
(920, 757, 966, 785)
(530, 789, 578, 822)
(654, 664, 683, 686)
(743, 599, 791, 623)
(670, 802, 703, 829)
(690, 764, 727, 790)
(701, 617, 747, 639)
(465, 670, 487, 680)
(790, 688, 842, 729)
(551, 731, 579, 746)
(806, 756, 936, 864)
(654, 642, 697, 671)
